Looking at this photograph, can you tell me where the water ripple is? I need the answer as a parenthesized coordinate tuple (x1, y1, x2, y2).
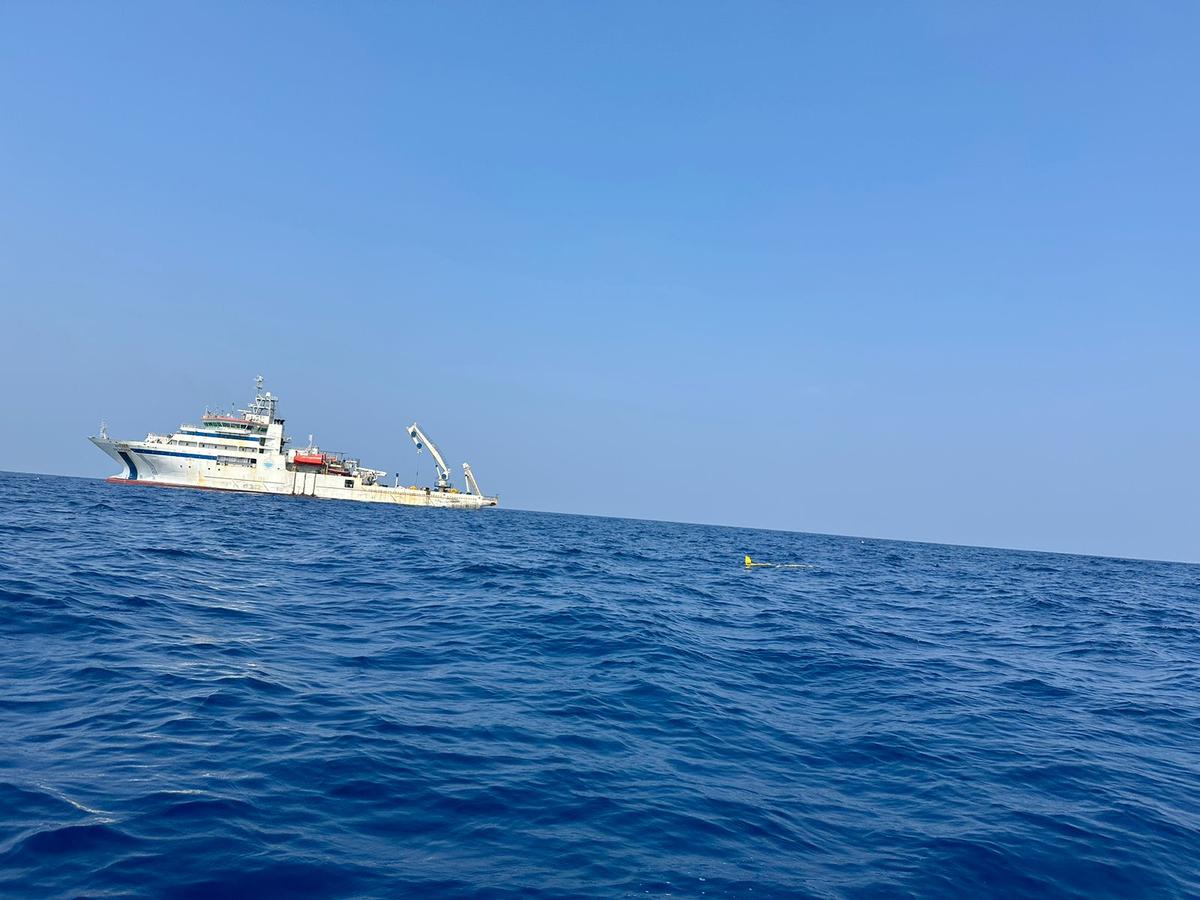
(0, 473, 1198, 897)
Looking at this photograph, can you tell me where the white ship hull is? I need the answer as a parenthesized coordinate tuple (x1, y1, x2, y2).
(91, 437, 496, 508)
(89, 378, 499, 509)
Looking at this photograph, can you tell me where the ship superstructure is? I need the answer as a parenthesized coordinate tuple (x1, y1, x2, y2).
(89, 377, 498, 509)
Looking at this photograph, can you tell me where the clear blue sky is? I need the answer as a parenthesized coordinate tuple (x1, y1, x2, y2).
(1, 3, 1196, 562)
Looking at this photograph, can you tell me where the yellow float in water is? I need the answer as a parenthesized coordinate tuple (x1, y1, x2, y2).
(744, 555, 813, 569)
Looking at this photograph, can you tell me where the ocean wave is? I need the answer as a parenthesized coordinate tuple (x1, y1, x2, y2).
(0, 473, 1198, 897)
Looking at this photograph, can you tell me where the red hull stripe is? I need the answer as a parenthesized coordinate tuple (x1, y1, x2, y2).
(105, 477, 259, 494)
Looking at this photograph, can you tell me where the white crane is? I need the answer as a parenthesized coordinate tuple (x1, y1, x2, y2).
(462, 462, 482, 496)
(407, 423, 451, 490)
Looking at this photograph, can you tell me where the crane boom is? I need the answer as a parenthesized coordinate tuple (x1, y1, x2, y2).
(462, 462, 482, 496)
(407, 423, 451, 489)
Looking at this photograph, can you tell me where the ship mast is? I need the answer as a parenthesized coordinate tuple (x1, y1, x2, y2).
(241, 374, 278, 424)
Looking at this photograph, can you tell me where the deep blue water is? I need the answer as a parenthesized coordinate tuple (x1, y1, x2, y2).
(1, 471, 1198, 898)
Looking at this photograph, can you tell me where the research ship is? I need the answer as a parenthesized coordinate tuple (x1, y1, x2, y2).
(89, 377, 498, 509)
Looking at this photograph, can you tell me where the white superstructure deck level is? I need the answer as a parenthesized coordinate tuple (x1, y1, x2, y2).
(90, 377, 498, 509)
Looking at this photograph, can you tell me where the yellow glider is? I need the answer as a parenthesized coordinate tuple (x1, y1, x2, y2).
(744, 555, 813, 569)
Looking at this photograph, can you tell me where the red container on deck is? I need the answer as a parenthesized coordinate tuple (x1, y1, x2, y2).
(293, 453, 325, 466)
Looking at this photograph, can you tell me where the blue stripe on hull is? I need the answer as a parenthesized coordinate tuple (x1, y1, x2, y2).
(131, 448, 221, 461)
(117, 451, 139, 480)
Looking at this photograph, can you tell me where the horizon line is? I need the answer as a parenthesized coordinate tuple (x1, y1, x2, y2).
(3, 468, 1195, 568)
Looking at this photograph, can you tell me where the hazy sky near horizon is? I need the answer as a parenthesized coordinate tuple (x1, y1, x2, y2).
(1, 3, 1197, 562)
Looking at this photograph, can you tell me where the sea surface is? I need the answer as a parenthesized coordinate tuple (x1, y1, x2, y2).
(1, 472, 1198, 898)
